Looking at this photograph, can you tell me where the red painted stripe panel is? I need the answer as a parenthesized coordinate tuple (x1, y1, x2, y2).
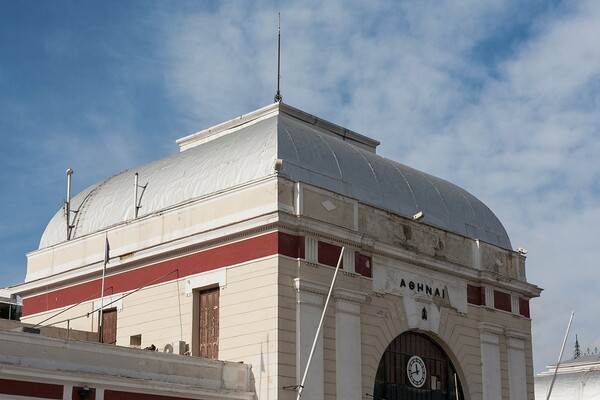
(278, 232, 303, 258)
(105, 390, 194, 400)
(318, 241, 344, 268)
(519, 298, 530, 318)
(494, 290, 512, 313)
(0, 378, 63, 399)
(467, 284, 485, 306)
(355, 253, 372, 277)
(23, 232, 283, 316)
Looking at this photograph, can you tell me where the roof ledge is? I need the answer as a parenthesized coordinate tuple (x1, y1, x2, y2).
(176, 102, 380, 153)
(176, 103, 280, 152)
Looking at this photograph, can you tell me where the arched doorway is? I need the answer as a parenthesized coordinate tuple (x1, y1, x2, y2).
(374, 331, 465, 399)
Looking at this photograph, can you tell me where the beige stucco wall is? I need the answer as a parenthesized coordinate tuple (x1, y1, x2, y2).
(17, 176, 539, 400)
(26, 177, 279, 282)
(279, 178, 538, 399)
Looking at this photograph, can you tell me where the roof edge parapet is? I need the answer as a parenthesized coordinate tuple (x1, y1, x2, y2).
(176, 102, 280, 151)
(280, 103, 380, 153)
(176, 102, 380, 153)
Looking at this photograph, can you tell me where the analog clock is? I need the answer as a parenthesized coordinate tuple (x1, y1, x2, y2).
(406, 355, 427, 388)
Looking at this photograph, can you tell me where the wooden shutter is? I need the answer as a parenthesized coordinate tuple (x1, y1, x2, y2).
(198, 287, 219, 359)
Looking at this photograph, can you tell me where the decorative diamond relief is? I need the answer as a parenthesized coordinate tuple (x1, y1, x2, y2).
(321, 200, 337, 211)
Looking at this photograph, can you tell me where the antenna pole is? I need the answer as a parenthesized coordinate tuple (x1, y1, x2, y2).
(65, 169, 73, 240)
(274, 13, 282, 103)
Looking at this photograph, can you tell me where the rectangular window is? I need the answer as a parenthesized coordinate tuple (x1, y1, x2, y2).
(318, 241, 344, 268)
(467, 284, 486, 306)
(519, 298, 530, 318)
(493, 290, 512, 313)
(355, 253, 372, 277)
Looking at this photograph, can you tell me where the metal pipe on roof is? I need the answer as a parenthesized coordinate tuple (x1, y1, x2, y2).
(65, 168, 73, 240)
(134, 173, 139, 219)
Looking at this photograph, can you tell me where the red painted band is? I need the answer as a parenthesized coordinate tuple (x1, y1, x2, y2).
(0, 378, 63, 399)
(493, 290, 512, 313)
(24, 231, 302, 316)
(104, 389, 195, 400)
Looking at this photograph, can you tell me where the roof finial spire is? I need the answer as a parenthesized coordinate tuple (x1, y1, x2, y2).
(274, 13, 282, 103)
(574, 334, 581, 359)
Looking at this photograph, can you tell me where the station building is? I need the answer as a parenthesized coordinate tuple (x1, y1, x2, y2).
(5, 102, 541, 399)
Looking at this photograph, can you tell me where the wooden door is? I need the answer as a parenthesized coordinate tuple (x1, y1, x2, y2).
(101, 308, 117, 344)
(198, 288, 219, 359)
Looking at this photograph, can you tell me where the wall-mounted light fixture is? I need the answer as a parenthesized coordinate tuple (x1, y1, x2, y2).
(78, 386, 91, 400)
(413, 211, 425, 221)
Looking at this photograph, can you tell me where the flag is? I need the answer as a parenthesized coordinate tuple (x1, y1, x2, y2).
(104, 236, 110, 265)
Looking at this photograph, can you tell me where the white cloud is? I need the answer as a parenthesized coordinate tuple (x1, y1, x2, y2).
(152, 1, 600, 373)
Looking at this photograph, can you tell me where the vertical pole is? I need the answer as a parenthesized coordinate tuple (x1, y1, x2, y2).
(134, 173, 139, 219)
(546, 311, 575, 399)
(65, 169, 73, 240)
(297, 247, 344, 399)
(274, 13, 282, 103)
(454, 373, 459, 399)
(99, 233, 109, 343)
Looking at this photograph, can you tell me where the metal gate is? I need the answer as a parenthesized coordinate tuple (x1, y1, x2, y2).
(373, 332, 464, 399)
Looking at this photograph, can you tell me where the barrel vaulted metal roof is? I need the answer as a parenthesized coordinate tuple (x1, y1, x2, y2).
(39, 103, 512, 250)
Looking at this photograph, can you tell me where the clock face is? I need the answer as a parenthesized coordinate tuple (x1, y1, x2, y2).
(406, 355, 427, 388)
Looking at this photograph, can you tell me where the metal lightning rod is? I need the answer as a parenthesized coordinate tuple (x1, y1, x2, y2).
(274, 13, 282, 103)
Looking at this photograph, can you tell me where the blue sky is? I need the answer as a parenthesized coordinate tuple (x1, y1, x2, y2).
(2, 0, 600, 374)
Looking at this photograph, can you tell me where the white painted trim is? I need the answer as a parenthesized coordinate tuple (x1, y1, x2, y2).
(93, 294, 123, 312)
(295, 181, 303, 216)
(511, 294, 520, 316)
(294, 278, 325, 400)
(335, 298, 362, 400)
(185, 269, 227, 295)
(485, 287, 495, 308)
(479, 322, 503, 400)
(473, 240, 482, 270)
(342, 249, 355, 273)
(305, 236, 318, 264)
(507, 335, 527, 400)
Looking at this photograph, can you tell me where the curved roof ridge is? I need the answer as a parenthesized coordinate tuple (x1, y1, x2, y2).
(415, 169, 451, 218)
(311, 128, 343, 179)
(347, 143, 382, 195)
(38, 104, 512, 250)
(384, 158, 419, 210)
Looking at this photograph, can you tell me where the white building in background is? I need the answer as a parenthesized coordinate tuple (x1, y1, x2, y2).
(535, 351, 600, 399)
(3, 102, 541, 400)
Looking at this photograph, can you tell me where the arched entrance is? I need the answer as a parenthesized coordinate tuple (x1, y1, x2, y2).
(374, 331, 465, 399)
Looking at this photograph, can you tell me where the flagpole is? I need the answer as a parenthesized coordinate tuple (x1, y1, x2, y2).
(546, 311, 574, 400)
(297, 247, 344, 399)
(99, 233, 109, 343)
